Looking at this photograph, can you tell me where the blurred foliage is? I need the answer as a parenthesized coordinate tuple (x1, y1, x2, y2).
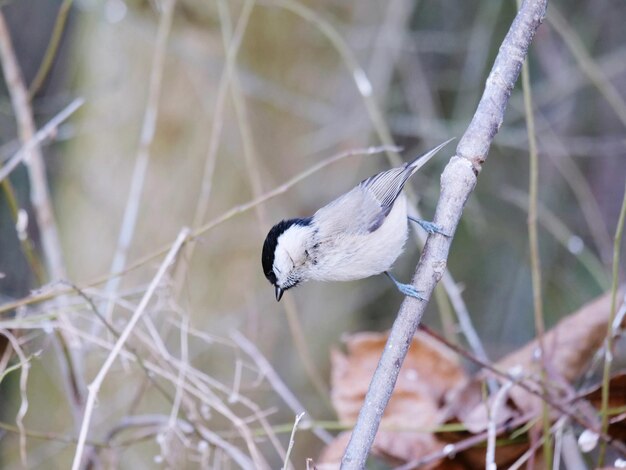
(0, 0, 625, 467)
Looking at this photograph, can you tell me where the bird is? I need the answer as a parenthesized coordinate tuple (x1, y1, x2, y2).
(262, 139, 453, 301)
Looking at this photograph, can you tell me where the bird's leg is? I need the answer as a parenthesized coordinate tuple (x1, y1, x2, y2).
(384, 271, 425, 300)
(408, 215, 450, 237)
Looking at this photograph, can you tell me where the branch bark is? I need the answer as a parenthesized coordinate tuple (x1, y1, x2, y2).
(340, 0, 548, 467)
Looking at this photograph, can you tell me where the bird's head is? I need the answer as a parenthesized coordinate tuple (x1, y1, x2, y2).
(262, 218, 313, 301)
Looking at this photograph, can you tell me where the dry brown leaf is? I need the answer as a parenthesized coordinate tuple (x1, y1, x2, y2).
(330, 331, 466, 423)
(494, 289, 623, 416)
(436, 290, 624, 468)
(465, 293, 624, 414)
(320, 290, 624, 468)
(320, 330, 467, 466)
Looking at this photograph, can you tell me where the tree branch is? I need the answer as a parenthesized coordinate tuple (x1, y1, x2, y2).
(340, 0, 548, 467)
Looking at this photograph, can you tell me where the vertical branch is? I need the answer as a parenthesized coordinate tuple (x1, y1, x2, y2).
(0, 11, 85, 424)
(0, 98, 84, 284)
(171, 0, 254, 298)
(598, 180, 626, 466)
(103, 0, 176, 320)
(517, 0, 550, 463)
(0, 330, 31, 468)
(28, 0, 74, 97)
(0, 13, 66, 280)
(341, 0, 548, 467)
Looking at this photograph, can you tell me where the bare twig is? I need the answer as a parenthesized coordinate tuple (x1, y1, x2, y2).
(486, 380, 515, 470)
(28, 0, 73, 97)
(516, 2, 551, 461)
(396, 413, 535, 470)
(420, 324, 626, 454)
(598, 179, 626, 466)
(340, 1, 548, 467)
(188, 0, 254, 233)
(195, 423, 255, 469)
(282, 412, 305, 470)
(0, 11, 85, 428)
(0, 97, 83, 286)
(548, 6, 626, 129)
(71, 228, 189, 470)
(102, 0, 176, 323)
(0, 329, 31, 467)
(0, 98, 84, 184)
(230, 330, 334, 444)
(0, 12, 66, 280)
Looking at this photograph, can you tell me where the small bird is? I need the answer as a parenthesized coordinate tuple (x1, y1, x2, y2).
(262, 139, 453, 301)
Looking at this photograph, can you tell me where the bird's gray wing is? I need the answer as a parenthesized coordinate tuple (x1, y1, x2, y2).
(359, 165, 412, 212)
(314, 165, 413, 237)
(314, 185, 389, 236)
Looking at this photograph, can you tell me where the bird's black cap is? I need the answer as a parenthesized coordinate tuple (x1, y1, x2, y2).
(262, 217, 312, 289)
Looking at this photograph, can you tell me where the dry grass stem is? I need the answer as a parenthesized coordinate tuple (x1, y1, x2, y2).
(0, 329, 31, 467)
(71, 227, 189, 470)
(486, 380, 515, 470)
(598, 180, 626, 465)
(282, 412, 305, 470)
(103, 0, 176, 323)
(0, 11, 66, 280)
(0, 98, 84, 184)
(230, 330, 334, 444)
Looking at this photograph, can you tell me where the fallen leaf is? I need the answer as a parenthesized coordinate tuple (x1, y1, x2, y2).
(321, 330, 467, 466)
(494, 289, 623, 416)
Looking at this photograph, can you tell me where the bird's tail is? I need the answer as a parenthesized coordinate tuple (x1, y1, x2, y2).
(406, 138, 455, 173)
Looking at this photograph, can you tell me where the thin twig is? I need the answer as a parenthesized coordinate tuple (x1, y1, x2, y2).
(0, 97, 84, 184)
(516, 0, 551, 462)
(282, 412, 305, 470)
(395, 413, 535, 470)
(1, 180, 46, 283)
(195, 423, 255, 469)
(0, 12, 85, 428)
(0, 329, 31, 467)
(486, 380, 515, 470)
(420, 324, 626, 454)
(502, 188, 609, 290)
(230, 330, 334, 444)
(28, 0, 73, 97)
(71, 228, 189, 470)
(598, 179, 626, 466)
(340, 2, 548, 466)
(548, 6, 626, 129)
(0, 11, 66, 279)
(102, 0, 176, 324)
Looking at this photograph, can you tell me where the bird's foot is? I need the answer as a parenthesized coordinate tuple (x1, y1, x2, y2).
(384, 271, 425, 300)
(408, 216, 450, 237)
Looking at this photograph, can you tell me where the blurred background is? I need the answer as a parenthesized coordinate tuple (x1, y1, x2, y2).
(0, 0, 625, 467)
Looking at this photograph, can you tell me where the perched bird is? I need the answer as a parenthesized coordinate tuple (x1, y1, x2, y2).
(262, 139, 453, 301)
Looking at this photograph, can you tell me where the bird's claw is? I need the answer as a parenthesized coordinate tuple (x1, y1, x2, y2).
(396, 283, 425, 301)
(385, 271, 425, 301)
(408, 217, 451, 237)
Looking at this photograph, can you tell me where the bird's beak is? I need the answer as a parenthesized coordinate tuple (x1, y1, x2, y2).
(275, 285, 284, 302)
